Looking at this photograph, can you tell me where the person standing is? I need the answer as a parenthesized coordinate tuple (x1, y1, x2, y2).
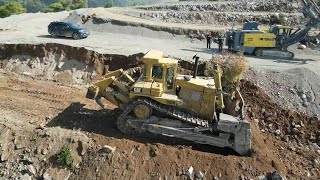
(228, 35, 234, 51)
(206, 32, 212, 49)
(218, 36, 224, 52)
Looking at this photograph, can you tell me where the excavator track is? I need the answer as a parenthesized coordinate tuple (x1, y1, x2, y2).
(255, 48, 295, 59)
(118, 98, 210, 127)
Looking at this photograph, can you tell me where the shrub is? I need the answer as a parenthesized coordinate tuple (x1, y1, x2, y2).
(278, 14, 286, 25)
(46, 0, 87, 12)
(56, 146, 74, 169)
(104, 2, 113, 8)
(0, 2, 26, 18)
(46, 2, 63, 12)
(205, 52, 248, 91)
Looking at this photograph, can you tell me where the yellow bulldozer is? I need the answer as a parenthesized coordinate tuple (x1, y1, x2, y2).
(86, 50, 251, 155)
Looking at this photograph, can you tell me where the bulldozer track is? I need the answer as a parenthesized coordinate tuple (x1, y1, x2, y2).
(116, 115, 202, 148)
(118, 98, 210, 128)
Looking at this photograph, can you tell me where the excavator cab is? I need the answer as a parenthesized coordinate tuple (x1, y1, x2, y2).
(269, 25, 293, 45)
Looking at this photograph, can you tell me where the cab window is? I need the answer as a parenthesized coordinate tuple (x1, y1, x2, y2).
(152, 66, 163, 79)
(166, 67, 174, 89)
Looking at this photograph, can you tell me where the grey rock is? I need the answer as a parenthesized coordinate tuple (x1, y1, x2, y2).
(289, 146, 296, 151)
(186, 166, 193, 178)
(101, 145, 116, 154)
(19, 174, 32, 180)
(149, 147, 158, 157)
(258, 175, 267, 180)
(26, 164, 36, 176)
(41, 148, 48, 155)
(282, 135, 290, 142)
(292, 127, 300, 134)
(43, 171, 53, 180)
(312, 143, 320, 150)
(195, 171, 204, 179)
(305, 171, 311, 177)
(275, 129, 281, 136)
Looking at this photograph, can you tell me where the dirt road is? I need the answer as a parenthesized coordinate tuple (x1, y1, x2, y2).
(0, 8, 320, 75)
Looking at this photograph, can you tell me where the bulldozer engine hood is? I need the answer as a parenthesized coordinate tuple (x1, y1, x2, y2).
(176, 75, 216, 91)
(130, 81, 163, 97)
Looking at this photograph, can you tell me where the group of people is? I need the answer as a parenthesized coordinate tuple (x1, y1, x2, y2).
(206, 32, 234, 52)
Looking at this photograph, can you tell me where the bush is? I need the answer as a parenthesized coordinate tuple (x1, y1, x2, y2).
(104, 2, 112, 8)
(56, 146, 74, 169)
(205, 52, 248, 91)
(46, 2, 63, 12)
(0, 2, 26, 18)
(278, 14, 286, 25)
(46, 0, 87, 12)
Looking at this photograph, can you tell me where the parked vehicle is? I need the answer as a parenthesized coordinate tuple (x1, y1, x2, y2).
(48, 22, 90, 40)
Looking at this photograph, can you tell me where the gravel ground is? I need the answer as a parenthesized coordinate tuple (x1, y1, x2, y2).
(245, 68, 320, 117)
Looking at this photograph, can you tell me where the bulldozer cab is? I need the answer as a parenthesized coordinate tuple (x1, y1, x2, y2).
(139, 50, 178, 94)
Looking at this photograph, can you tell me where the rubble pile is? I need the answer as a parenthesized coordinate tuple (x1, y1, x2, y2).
(140, 11, 304, 26)
(139, 0, 300, 13)
(241, 80, 320, 178)
(137, 0, 305, 26)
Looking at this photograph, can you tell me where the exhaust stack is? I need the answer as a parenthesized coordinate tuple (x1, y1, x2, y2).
(193, 55, 199, 78)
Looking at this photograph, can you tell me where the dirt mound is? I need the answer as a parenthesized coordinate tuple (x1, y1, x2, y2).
(241, 80, 320, 178)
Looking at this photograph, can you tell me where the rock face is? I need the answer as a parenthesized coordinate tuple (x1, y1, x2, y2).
(139, 0, 300, 13)
(137, 0, 305, 26)
(245, 68, 320, 117)
(0, 43, 144, 84)
(140, 11, 304, 26)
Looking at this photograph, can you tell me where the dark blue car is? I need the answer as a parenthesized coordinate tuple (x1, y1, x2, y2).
(48, 22, 90, 40)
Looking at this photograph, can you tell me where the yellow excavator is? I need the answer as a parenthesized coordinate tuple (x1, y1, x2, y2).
(226, 0, 320, 59)
(86, 50, 251, 155)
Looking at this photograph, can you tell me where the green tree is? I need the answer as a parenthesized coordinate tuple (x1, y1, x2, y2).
(22, 0, 45, 13)
(46, 2, 63, 12)
(104, 2, 113, 8)
(46, 0, 87, 12)
(0, 2, 26, 18)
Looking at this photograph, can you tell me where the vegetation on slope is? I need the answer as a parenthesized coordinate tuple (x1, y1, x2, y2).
(0, 2, 26, 18)
(0, 0, 167, 16)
